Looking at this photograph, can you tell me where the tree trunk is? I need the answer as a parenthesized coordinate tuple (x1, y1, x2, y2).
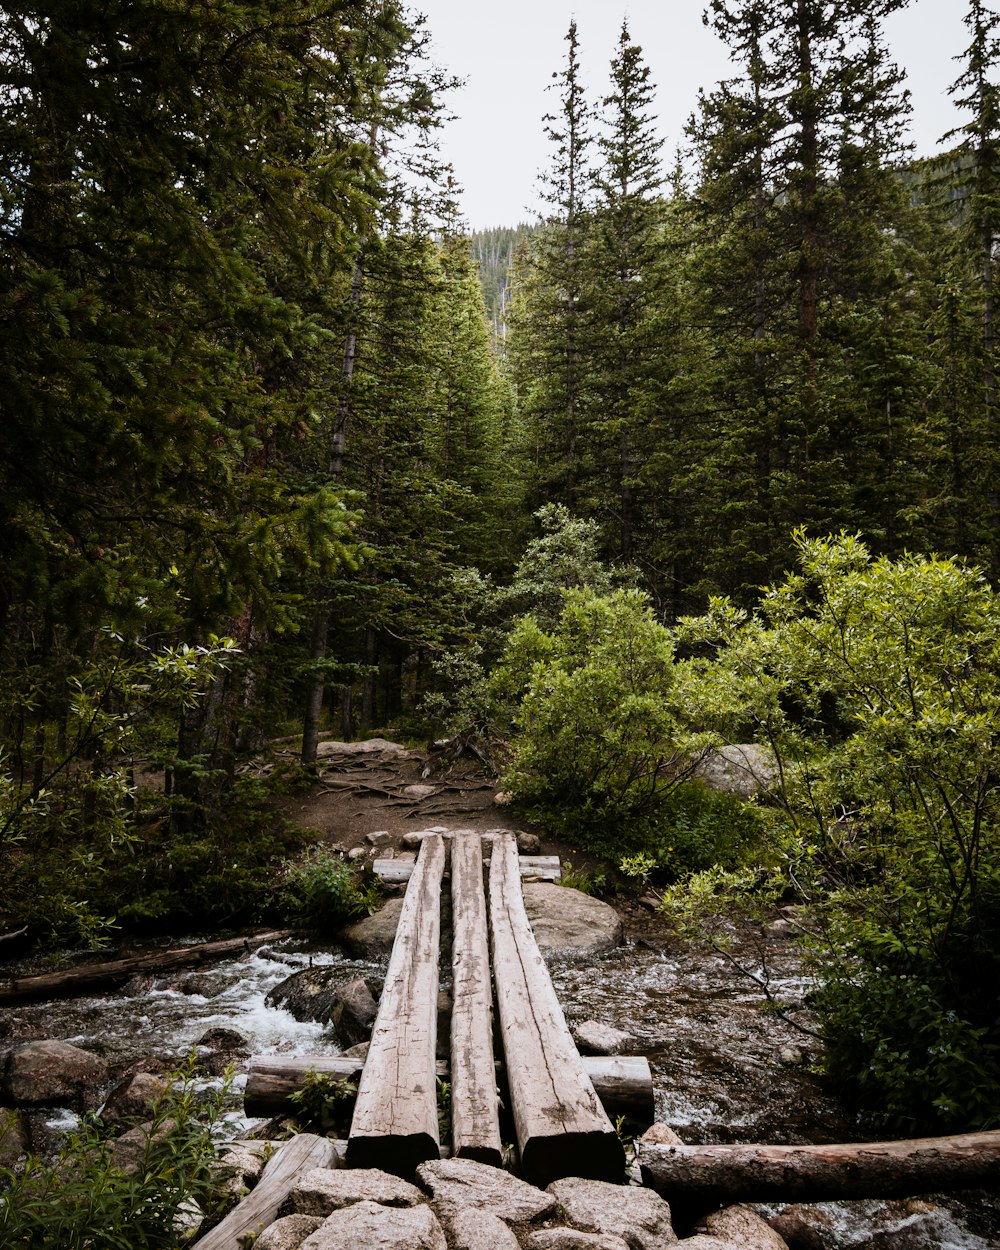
(638, 1131, 1000, 1207)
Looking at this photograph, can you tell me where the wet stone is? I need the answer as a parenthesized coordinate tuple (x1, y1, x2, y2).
(2, 1039, 109, 1112)
(573, 1020, 634, 1055)
(100, 1071, 167, 1129)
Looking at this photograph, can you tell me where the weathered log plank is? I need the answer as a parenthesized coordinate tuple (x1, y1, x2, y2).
(192, 1132, 337, 1250)
(638, 1131, 1000, 1206)
(244, 1054, 654, 1127)
(449, 831, 503, 1166)
(0, 931, 293, 1005)
(346, 833, 446, 1176)
(372, 853, 562, 884)
(488, 833, 625, 1186)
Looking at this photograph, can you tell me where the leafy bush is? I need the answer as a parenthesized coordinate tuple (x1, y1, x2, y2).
(280, 846, 380, 930)
(493, 588, 699, 842)
(288, 1069, 357, 1131)
(677, 532, 1000, 1130)
(0, 1062, 227, 1249)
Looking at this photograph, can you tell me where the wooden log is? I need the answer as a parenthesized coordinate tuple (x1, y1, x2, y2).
(244, 1053, 654, 1128)
(372, 853, 562, 885)
(449, 831, 503, 1166)
(638, 1131, 1000, 1206)
(488, 833, 625, 1186)
(192, 1132, 337, 1250)
(0, 931, 293, 1005)
(346, 833, 446, 1177)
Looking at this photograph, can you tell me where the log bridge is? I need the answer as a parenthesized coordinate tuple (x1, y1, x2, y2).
(248, 831, 642, 1186)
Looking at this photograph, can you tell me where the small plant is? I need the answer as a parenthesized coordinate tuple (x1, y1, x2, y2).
(280, 846, 380, 930)
(559, 861, 606, 896)
(436, 1077, 452, 1140)
(288, 1070, 357, 1131)
(0, 1058, 228, 1248)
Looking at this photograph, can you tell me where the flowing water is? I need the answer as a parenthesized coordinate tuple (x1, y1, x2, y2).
(1, 921, 996, 1249)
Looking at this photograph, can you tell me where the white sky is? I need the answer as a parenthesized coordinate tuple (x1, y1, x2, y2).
(410, 0, 982, 230)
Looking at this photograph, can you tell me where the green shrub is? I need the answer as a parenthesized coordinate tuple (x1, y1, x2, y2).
(0, 1062, 227, 1249)
(280, 846, 380, 930)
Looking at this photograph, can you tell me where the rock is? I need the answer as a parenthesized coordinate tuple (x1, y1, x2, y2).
(517, 832, 542, 854)
(400, 831, 427, 850)
(300, 1200, 446, 1250)
(639, 893, 662, 911)
(179, 973, 224, 996)
(2, 1040, 109, 1112)
(213, 1143, 268, 1194)
(522, 884, 624, 957)
(173, 1197, 204, 1243)
(196, 1026, 250, 1053)
(341, 1041, 371, 1060)
(494, 791, 514, 806)
(778, 1046, 805, 1067)
(340, 897, 404, 957)
(693, 744, 779, 800)
(573, 1021, 634, 1055)
(547, 1177, 678, 1250)
(402, 785, 437, 800)
(448, 1208, 521, 1250)
(349, 846, 369, 861)
(291, 1167, 424, 1215)
(0, 1106, 27, 1166)
(255, 1214, 325, 1250)
(671, 1239, 731, 1250)
(367, 830, 393, 848)
(266, 968, 379, 1030)
(417, 1157, 557, 1224)
(100, 1071, 168, 1129)
(316, 738, 415, 761)
(527, 1232, 631, 1250)
(111, 1117, 178, 1173)
(639, 1123, 685, 1147)
(331, 977, 379, 1046)
(698, 1206, 789, 1250)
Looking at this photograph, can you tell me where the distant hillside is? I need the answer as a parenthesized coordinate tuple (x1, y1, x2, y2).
(471, 224, 536, 344)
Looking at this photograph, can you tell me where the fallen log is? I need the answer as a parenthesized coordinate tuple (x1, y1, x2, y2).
(192, 1132, 337, 1250)
(638, 1130, 1000, 1206)
(0, 931, 293, 1005)
(243, 1053, 654, 1128)
(346, 833, 445, 1176)
(488, 832, 625, 1186)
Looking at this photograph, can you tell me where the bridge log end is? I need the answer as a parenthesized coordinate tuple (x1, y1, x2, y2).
(520, 1129, 627, 1189)
(345, 1131, 440, 1179)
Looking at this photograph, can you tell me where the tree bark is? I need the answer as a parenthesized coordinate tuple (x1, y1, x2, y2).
(638, 1131, 1000, 1207)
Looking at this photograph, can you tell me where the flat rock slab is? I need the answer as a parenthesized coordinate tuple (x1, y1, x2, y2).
(447, 1208, 521, 1250)
(255, 1214, 324, 1250)
(522, 885, 624, 958)
(340, 898, 404, 958)
(547, 1178, 677, 1250)
(573, 1021, 634, 1056)
(417, 1158, 557, 1223)
(527, 1231, 631, 1250)
(291, 1167, 424, 1215)
(300, 1200, 446, 1250)
(2, 1040, 109, 1111)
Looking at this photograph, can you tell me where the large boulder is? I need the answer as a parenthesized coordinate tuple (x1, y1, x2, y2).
(299, 1200, 446, 1250)
(265, 969, 380, 1042)
(417, 1157, 556, 1224)
(2, 1040, 109, 1112)
(340, 898, 404, 959)
(316, 738, 416, 762)
(291, 1167, 424, 1215)
(546, 1178, 677, 1250)
(693, 744, 779, 800)
(522, 884, 624, 958)
(255, 1215, 325, 1250)
(100, 1071, 168, 1129)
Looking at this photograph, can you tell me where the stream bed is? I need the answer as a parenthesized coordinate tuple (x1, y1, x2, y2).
(1, 918, 997, 1249)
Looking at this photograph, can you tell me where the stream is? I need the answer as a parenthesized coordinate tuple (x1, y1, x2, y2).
(1, 920, 998, 1249)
